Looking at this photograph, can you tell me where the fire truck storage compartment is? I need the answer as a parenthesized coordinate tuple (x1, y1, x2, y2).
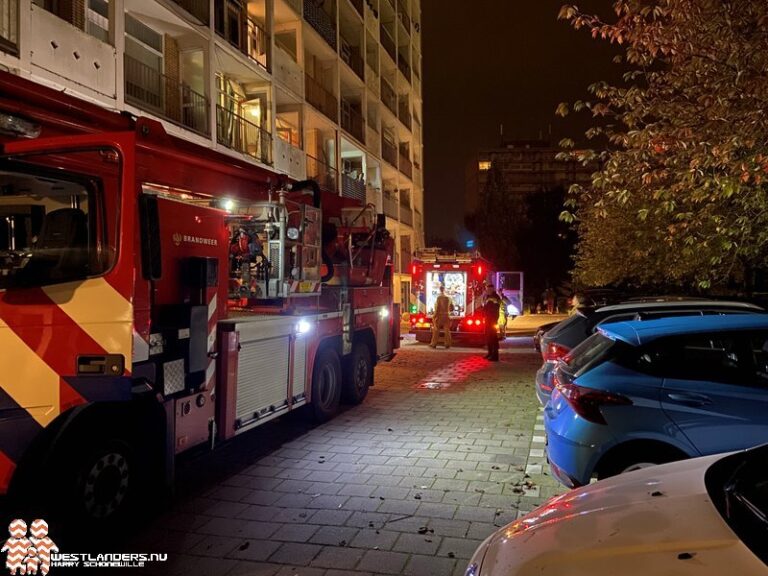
(218, 314, 308, 435)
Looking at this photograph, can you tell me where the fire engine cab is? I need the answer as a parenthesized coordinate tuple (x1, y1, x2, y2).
(0, 71, 397, 524)
(409, 248, 505, 343)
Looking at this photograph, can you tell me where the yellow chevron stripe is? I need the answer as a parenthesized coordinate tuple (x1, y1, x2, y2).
(0, 319, 59, 427)
(43, 278, 133, 370)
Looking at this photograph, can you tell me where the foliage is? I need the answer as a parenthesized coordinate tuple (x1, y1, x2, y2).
(558, 0, 768, 289)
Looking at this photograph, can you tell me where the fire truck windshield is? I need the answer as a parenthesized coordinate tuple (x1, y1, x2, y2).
(0, 149, 120, 290)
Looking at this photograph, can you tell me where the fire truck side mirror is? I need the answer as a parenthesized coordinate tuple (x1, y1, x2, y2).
(139, 194, 162, 280)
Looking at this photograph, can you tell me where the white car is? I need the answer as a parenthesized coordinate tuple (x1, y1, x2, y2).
(465, 447, 768, 575)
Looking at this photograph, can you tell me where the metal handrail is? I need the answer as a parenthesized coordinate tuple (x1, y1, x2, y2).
(399, 153, 413, 179)
(305, 73, 338, 122)
(304, 0, 337, 50)
(382, 137, 397, 167)
(380, 79, 397, 115)
(216, 104, 273, 165)
(306, 154, 338, 192)
(124, 54, 210, 136)
(341, 101, 365, 143)
(172, 0, 209, 24)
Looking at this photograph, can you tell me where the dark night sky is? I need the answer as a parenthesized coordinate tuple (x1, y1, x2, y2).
(421, 0, 620, 240)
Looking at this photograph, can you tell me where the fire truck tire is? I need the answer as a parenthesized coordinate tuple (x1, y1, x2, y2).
(53, 427, 149, 529)
(312, 348, 342, 422)
(342, 343, 373, 405)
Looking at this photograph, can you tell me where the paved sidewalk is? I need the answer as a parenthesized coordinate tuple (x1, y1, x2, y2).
(132, 344, 565, 576)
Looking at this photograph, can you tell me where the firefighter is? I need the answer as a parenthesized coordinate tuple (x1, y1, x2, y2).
(430, 285, 453, 348)
(482, 283, 502, 361)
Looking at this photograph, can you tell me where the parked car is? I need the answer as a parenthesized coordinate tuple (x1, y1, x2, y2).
(532, 321, 559, 352)
(535, 299, 763, 405)
(464, 445, 768, 576)
(545, 313, 768, 488)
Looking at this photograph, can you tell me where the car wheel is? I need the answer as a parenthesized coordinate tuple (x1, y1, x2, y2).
(342, 342, 372, 405)
(597, 447, 685, 481)
(312, 348, 342, 422)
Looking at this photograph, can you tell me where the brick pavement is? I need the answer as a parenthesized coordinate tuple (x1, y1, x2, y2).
(133, 342, 566, 576)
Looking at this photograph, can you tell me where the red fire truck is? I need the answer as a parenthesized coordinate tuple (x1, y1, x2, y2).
(409, 248, 505, 343)
(0, 71, 398, 524)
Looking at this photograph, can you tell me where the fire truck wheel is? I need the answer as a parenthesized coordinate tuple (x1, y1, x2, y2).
(342, 343, 372, 405)
(55, 429, 146, 529)
(312, 348, 342, 422)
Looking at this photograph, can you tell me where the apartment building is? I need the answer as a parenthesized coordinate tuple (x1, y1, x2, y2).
(0, 0, 424, 308)
(465, 139, 593, 215)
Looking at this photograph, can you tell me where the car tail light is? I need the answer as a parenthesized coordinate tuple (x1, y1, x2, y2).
(543, 342, 570, 362)
(553, 373, 632, 425)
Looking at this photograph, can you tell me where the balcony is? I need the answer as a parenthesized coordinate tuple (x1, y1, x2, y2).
(216, 105, 273, 165)
(305, 73, 338, 122)
(398, 100, 412, 130)
(246, 16, 271, 71)
(380, 79, 397, 115)
(383, 192, 398, 219)
(304, 0, 337, 50)
(397, 1, 411, 31)
(380, 25, 396, 62)
(397, 54, 411, 82)
(274, 45, 303, 96)
(382, 137, 397, 167)
(172, 0, 209, 24)
(341, 40, 365, 80)
(399, 205, 413, 226)
(125, 55, 210, 136)
(399, 153, 412, 179)
(341, 101, 365, 143)
(306, 154, 338, 192)
(0, 0, 18, 55)
(342, 173, 366, 202)
(215, 2, 270, 71)
(366, 63, 379, 95)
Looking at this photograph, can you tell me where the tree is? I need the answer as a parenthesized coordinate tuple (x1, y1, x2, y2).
(558, 1, 768, 289)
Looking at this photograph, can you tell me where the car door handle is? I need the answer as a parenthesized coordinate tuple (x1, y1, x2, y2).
(666, 392, 713, 406)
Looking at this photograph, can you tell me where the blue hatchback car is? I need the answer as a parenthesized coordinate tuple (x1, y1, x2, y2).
(545, 314, 768, 488)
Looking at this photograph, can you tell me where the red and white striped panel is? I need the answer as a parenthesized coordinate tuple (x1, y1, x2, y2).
(204, 291, 218, 391)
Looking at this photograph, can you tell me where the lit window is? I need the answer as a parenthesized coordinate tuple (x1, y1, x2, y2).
(479, 161, 491, 171)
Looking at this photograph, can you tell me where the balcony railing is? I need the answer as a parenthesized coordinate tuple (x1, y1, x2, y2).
(399, 153, 413, 179)
(341, 40, 365, 80)
(398, 54, 411, 82)
(306, 154, 338, 192)
(381, 79, 397, 115)
(383, 192, 398, 219)
(382, 137, 397, 167)
(216, 105, 273, 165)
(246, 16, 270, 71)
(398, 100, 412, 130)
(304, 0, 337, 50)
(0, 0, 18, 55)
(380, 24, 396, 61)
(342, 173, 366, 202)
(397, 1, 411, 31)
(172, 0, 209, 24)
(125, 54, 210, 136)
(305, 73, 338, 122)
(349, 0, 364, 17)
(341, 101, 365, 144)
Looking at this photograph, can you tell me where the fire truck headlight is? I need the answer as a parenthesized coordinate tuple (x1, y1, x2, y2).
(507, 304, 520, 316)
(380, 307, 390, 318)
(296, 319, 312, 335)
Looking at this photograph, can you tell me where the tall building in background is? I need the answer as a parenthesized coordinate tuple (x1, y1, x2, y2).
(0, 0, 424, 308)
(465, 139, 592, 215)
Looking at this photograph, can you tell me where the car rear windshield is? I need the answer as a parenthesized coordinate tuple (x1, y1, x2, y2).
(562, 333, 615, 377)
(546, 313, 590, 346)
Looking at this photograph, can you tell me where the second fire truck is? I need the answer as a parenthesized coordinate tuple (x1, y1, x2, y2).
(0, 71, 398, 525)
(409, 248, 506, 344)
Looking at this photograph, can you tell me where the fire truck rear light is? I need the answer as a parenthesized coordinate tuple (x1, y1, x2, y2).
(0, 113, 41, 138)
(296, 319, 312, 334)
